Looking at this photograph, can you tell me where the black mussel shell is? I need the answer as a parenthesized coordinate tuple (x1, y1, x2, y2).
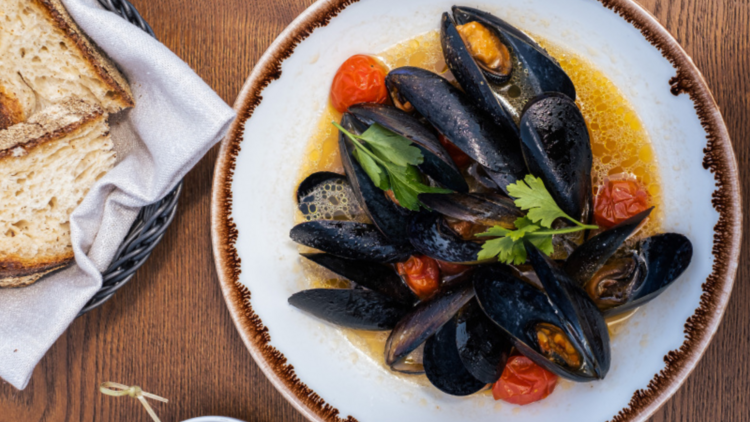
(452, 6, 576, 118)
(525, 243, 610, 379)
(289, 289, 408, 330)
(385, 277, 474, 366)
(440, 13, 518, 135)
(565, 208, 653, 285)
(385, 67, 526, 187)
(408, 212, 483, 264)
(290, 221, 412, 263)
(604, 233, 693, 316)
(296, 171, 364, 222)
(348, 104, 469, 192)
(419, 192, 522, 229)
(455, 300, 512, 384)
(424, 317, 487, 396)
(474, 262, 609, 381)
(520, 93, 593, 222)
(339, 113, 412, 245)
(302, 253, 417, 305)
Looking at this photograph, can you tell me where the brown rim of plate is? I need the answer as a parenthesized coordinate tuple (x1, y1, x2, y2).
(210, 1, 742, 421)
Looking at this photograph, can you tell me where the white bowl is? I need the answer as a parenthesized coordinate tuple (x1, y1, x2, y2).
(211, 1, 741, 421)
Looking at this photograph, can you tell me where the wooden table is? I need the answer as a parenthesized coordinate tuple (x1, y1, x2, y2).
(1, 0, 747, 420)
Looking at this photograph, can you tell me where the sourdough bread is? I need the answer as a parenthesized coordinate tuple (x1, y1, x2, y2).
(0, 0, 134, 129)
(0, 98, 115, 287)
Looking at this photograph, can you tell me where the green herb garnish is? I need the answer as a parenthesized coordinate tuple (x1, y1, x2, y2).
(477, 175, 598, 264)
(333, 122, 451, 211)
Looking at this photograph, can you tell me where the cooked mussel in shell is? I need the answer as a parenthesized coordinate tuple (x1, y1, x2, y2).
(347, 104, 469, 192)
(445, 6, 576, 121)
(339, 113, 413, 245)
(385, 66, 526, 191)
(289, 289, 409, 330)
(424, 317, 488, 396)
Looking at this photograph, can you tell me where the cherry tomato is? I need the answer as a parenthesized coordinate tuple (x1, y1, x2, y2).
(330, 55, 389, 113)
(437, 260, 470, 276)
(396, 255, 440, 299)
(438, 134, 472, 168)
(594, 177, 650, 228)
(492, 355, 558, 405)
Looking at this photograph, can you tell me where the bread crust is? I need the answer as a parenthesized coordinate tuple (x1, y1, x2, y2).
(33, 0, 135, 111)
(0, 265, 67, 288)
(0, 87, 25, 130)
(0, 98, 105, 160)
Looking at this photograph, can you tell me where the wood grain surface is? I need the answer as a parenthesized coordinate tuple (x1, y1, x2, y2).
(0, 0, 747, 420)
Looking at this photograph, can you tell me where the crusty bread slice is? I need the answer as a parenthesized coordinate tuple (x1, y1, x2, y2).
(0, 0, 134, 129)
(0, 98, 115, 287)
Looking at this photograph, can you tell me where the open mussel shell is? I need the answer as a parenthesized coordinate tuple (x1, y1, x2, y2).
(288, 289, 408, 330)
(385, 67, 526, 189)
(440, 12, 517, 135)
(526, 243, 610, 379)
(520, 92, 593, 221)
(419, 192, 522, 229)
(290, 220, 412, 263)
(296, 171, 364, 222)
(474, 262, 609, 381)
(302, 253, 417, 305)
(408, 212, 483, 264)
(385, 277, 474, 367)
(424, 317, 487, 396)
(451, 6, 576, 120)
(348, 104, 469, 192)
(604, 233, 693, 317)
(391, 343, 426, 374)
(455, 300, 513, 384)
(339, 113, 412, 245)
(565, 208, 653, 285)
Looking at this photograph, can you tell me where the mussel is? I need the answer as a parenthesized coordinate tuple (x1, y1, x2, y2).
(520, 93, 593, 222)
(444, 6, 576, 122)
(290, 220, 413, 263)
(424, 317, 488, 396)
(419, 192, 522, 229)
(302, 253, 417, 305)
(339, 113, 413, 245)
(289, 289, 409, 330)
(455, 300, 513, 384)
(407, 212, 484, 264)
(474, 246, 610, 381)
(587, 233, 693, 316)
(385, 277, 474, 368)
(385, 66, 526, 192)
(348, 104, 469, 192)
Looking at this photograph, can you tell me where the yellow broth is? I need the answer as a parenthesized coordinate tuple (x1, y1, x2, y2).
(294, 30, 661, 379)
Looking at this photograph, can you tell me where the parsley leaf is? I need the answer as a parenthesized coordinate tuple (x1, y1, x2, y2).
(333, 121, 451, 211)
(360, 124, 423, 167)
(477, 175, 598, 264)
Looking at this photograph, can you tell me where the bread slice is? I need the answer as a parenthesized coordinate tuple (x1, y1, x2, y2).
(0, 98, 115, 287)
(0, 0, 134, 129)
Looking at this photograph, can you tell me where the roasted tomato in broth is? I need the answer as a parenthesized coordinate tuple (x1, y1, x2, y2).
(396, 255, 440, 299)
(330, 55, 389, 113)
(492, 355, 558, 405)
(594, 177, 650, 228)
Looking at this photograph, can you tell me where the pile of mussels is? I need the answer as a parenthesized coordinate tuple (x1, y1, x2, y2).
(287, 6, 693, 395)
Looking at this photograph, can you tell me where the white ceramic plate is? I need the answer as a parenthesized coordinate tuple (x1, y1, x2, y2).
(211, 1, 741, 421)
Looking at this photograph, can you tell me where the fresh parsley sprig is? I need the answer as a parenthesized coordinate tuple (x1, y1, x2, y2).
(333, 122, 451, 211)
(477, 175, 598, 264)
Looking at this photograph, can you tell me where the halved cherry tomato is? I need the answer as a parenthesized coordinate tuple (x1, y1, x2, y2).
(437, 260, 470, 276)
(438, 134, 472, 168)
(396, 255, 440, 299)
(330, 55, 389, 113)
(594, 177, 650, 228)
(492, 355, 558, 405)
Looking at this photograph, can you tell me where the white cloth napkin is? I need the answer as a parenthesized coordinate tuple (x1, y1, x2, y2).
(0, 0, 235, 389)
